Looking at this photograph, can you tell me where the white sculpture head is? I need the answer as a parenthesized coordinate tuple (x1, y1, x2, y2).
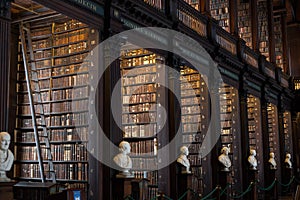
(0, 132, 10, 151)
(250, 149, 256, 156)
(221, 146, 229, 155)
(180, 146, 189, 156)
(270, 152, 275, 158)
(119, 141, 131, 155)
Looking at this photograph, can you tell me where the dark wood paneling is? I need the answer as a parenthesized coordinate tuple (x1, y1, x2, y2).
(0, 18, 10, 131)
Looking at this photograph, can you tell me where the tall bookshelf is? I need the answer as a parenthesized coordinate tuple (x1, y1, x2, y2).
(247, 95, 264, 182)
(238, 0, 252, 48)
(267, 103, 279, 156)
(183, 0, 200, 10)
(257, 0, 270, 61)
(14, 17, 98, 189)
(274, 15, 284, 70)
(120, 49, 164, 197)
(180, 66, 209, 194)
(283, 111, 292, 154)
(219, 84, 241, 195)
(209, 0, 230, 32)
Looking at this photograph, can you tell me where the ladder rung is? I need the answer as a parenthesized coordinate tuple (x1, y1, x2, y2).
(45, 170, 56, 173)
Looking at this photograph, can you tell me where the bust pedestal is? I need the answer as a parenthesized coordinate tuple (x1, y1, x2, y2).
(218, 170, 230, 200)
(267, 168, 277, 200)
(0, 181, 16, 200)
(113, 176, 135, 199)
(177, 164, 193, 200)
(249, 169, 258, 200)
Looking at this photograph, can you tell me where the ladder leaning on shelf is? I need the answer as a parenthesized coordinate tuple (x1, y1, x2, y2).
(19, 22, 56, 183)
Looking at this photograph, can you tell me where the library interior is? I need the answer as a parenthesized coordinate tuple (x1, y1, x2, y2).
(1, 0, 300, 199)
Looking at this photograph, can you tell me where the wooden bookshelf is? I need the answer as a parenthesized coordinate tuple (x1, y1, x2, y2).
(14, 17, 98, 190)
(283, 111, 292, 154)
(238, 0, 252, 48)
(267, 103, 279, 155)
(274, 15, 284, 70)
(180, 66, 209, 194)
(210, 0, 230, 32)
(120, 49, 163, 198)
(257, 0, 270, 60)
(219, 84, 242, 195)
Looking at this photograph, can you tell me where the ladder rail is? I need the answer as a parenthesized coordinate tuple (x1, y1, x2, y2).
(19, 22, 56, 183)
(19, 22, 46, 183)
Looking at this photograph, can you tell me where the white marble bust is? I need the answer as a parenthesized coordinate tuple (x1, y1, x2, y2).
(177, 146, 191, 174)
(218, 146, 231, 172)
(248, 149, 258, 170)
(113, 141, 133, 177)
(284, 153, 292, 169)
(268, 152, 277, 170)
(0, 132, 14, 182)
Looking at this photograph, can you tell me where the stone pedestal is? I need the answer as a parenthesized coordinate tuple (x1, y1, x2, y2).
(249, 170, 258, 200)
(218, 171, 230, 200)
(131, 178, 149, 200)
(113, 176, 135, 199)
(0, 181, 16, 200)
(177, 172, 193, 200)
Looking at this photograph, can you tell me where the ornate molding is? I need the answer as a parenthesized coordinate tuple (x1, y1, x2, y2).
(0, 0, 11, 19)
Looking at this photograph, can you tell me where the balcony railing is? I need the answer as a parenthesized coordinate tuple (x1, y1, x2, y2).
(177, 0, 207, 37)
(143, 0, 165, 11)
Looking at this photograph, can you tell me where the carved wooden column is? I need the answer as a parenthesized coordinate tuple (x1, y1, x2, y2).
(0, 0, 11, 131)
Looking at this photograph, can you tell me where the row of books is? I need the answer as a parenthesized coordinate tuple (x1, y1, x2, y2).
(123, 93, 157, 104)
(182, 133, 203, 143)
(122, 112, 156, 124)
(181, 81, 202, 90)
(132, 157, 158, 170)
(16, 113, 88, 128)
(181, 89, 202, 97)
(53, 29, 88, 46)
(122, 83, 156, 95)
(16, 127, 88, 142)
(123, 103, 155, 113)
(122, 74, 157, 86)
(182, 115, 202, 123)
(120, 56, 157, 67)
(123, 124, 157, 138)
(54, 20, 86, 33)
(53, 52, 88, 66)
(181, 97, 205, 105)
(54, 41, 88, 56)
(16, 143, 88, 161)
(128, 139, 157, 155)
(183, 123, 202, 133)
(182, 105, 202, 114)
(16, 163, 88, 181)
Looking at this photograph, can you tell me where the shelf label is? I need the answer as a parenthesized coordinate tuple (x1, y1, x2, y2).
(69, 0, 104, 16)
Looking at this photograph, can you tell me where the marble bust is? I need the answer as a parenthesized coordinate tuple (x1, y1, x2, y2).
(218, 146, 231, 172)
(113, 141, 133, 177)
(0, 132, 14, 181)
(248, 149, 258, 170)
(284, 153, 292, 169)
(177, 146, 191, 174)
(268, 152, 277, 170)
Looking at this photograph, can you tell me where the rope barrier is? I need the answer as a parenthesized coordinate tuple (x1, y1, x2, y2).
(129, 177, 298, 200)
(277, 176, 295, 187)
(230, 182, 253, 199)
(257, 179, 276, 191)
(201, 186, 219, 200)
